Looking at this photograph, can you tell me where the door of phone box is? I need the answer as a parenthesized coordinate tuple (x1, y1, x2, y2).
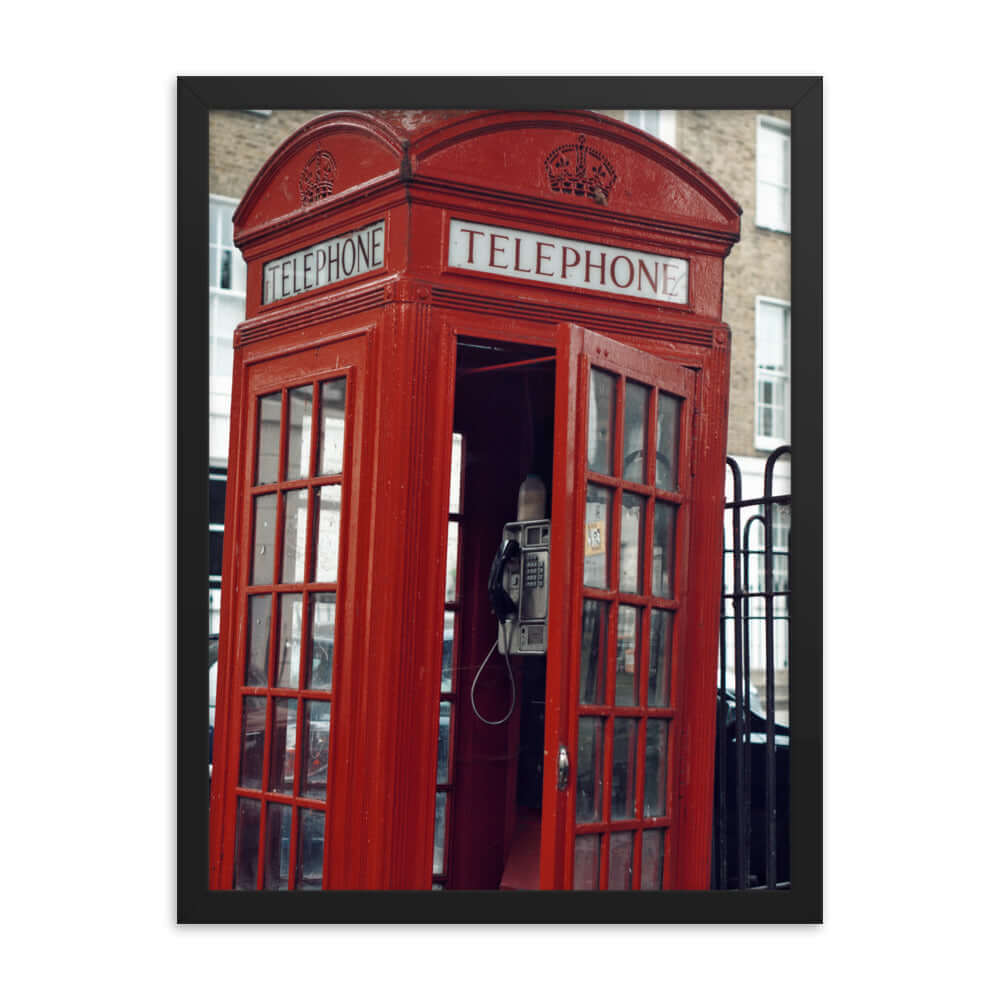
(208, 110, 740, 891)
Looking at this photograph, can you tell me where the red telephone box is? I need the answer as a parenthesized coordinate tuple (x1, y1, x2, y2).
(208, 110, 741, 891)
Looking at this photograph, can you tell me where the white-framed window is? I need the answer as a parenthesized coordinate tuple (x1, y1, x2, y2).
(624, 109, 677, 147)
(209, 194, 246, 466)
(756, 116, 790, 232)
(755, 296, 791, 450)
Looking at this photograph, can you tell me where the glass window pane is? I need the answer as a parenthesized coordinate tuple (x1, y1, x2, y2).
(318, 378, 346, 475)
(263, 803, 292, 890)
(445, 521, 459, 603)
(608, 831, 634, 891)
(648, 610, 674, 707)
(296, 809, 325, 890)
(587, 369, 615, 475)
(583, 484, 610, 589)
(652, 502, 676, 598)
(619, 492, 644, 593)
(611, 718, 637, 821)
(640, 829, 665, 890)
(437, 702, 452, 784)
(238, 696, 266, 789)
(644, 720, 670, 818)
(441, 610, 455, 692)
(579, 599, 608, 705)
(449, 433, 464, 514)
(573, 834, 601, 890)
(251, 494, 277, 585)
(615, 605, 639, 706)
(301, 700, 330, 800)
(245, 595, 271, 687)
(623, 381, 650, 483)
(306, 593, 335, 691)
(256, 392, 282, 485)
(575, 717, 604, 823)
(313, 485, 341, 582)
(285, 385, 313, 481)
(281, 489, 308, 583)
(268, 698, 297, 795)
(433, 792, 448, 874)
(233, 797, 261, 890)
(656, 392, 681, 491)
(275, 594, 302, 689)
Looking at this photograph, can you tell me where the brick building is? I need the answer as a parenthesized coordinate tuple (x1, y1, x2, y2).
(207, 107, 791, 716)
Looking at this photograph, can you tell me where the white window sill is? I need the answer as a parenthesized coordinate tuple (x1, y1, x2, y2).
(754, 435, 790, 453)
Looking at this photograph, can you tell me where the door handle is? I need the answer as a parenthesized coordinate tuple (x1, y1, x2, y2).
(557, 745, 570, 790)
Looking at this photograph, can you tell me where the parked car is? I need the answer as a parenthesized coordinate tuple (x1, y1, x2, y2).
(713, 687, 790, 888)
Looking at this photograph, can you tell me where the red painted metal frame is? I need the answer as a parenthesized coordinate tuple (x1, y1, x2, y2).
(209, 109, 738, 891)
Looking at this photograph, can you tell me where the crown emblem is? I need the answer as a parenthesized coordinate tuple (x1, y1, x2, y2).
(299, 150, 337, 206)
(544, 134, 617, 204)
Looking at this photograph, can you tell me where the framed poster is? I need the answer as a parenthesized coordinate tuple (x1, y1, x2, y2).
(178, 76, 821, 923)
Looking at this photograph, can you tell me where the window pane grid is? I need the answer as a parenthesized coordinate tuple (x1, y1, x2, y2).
(433, 433, 464, 886)
(232, 372, 349, 891)
(574, 367, 686, 889)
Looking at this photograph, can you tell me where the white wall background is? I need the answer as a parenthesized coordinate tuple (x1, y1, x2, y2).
(2, 6, 996, 999)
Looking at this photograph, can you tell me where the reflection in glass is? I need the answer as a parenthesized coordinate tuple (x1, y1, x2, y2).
(449, 433, 464, 514)
(245, 595, 271, 687)
(445, 521, 459, 603)
(281, 489, 308, 582)
(296, 809, 325, 890)
(256, 392, 282, 485)
(608, 832, 634, 890)
(623, 381, 650, 483)
(441, 611, 455, 692)
(238, 696, 266, 789)
(268, 698, 297, 795)
(263, 803, 292, 890)
(433, 792, 448, 874)
(313, 485, 342, 582)
(306, 594, 335, 690)
(611, 718, 637, 820)
(583, 484, 610, 589)
(275, 594, 302, 689)
(234, 797, 261, 890)
(644, 720, 669, 818)
(251, 494, 277, 585)
(285, 385, 313, 481)
(615, 605, 639, 706)
(576, 717, 604, 823)
(318, 378, 346, 475)
(573, 834, 601, 890)
(437, 703, 452, 784)
(640, 829, 665, 890)
(619, 492, 644, 593)
(579, 600, 608, 705)
(652, 502, 676, 598)
(648, 610, 674, 707)
(301, 701, 330, 800)
(656, 392, 681, 491)
(588, 369, 616, 475)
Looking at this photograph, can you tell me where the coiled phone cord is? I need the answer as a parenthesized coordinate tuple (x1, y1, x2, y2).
(470, 620, 516, 726)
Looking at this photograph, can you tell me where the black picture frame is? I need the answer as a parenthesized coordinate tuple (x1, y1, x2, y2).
(178, 76, 822, 924)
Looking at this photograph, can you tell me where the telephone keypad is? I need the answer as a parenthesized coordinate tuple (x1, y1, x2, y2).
(524, 554, 544, 589)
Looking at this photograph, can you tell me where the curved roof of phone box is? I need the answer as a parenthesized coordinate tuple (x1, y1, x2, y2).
(233, 109, 742, 248)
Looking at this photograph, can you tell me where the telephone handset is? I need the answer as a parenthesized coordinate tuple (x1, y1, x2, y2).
(488, 537, 521, 622)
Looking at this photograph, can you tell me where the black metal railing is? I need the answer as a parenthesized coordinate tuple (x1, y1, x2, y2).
(713, 446, 791, 890)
